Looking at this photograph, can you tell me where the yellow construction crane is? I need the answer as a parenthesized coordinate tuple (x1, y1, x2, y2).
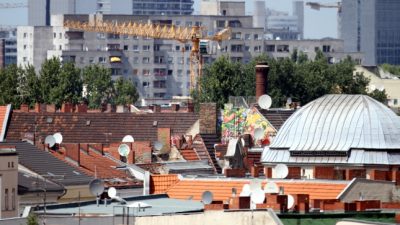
(64, 17, 231, 91)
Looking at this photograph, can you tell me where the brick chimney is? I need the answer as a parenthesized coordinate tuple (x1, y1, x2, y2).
(153, 105, 161, 113)
(171, 104, 180, 112)
(187, 102, 194, 113)
(61, 102, 74, 113)
(46, 104, 56, 113)
(20, 104, 29, 112)
(255, 62, 270, 101)
(199, 103, 217, 134)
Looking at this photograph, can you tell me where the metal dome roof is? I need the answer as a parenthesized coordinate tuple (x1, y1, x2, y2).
(270, 95, 400, 151)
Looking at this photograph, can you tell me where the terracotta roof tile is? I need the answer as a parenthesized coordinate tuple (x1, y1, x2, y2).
(150, 174, 180, 194)
(256, 107, 295, 130)
(179, 149, 199, 161)
(164, 179, 348, 202)
(6, 112, 199, 143)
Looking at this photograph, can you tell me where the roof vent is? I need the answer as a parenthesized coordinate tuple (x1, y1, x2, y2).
(46, 117, 53, 123)
(153, 121, 158, 127)
(86, 120, 91, 126)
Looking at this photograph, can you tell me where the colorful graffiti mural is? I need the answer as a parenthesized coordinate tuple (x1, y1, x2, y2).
(221, 104, 276, 145)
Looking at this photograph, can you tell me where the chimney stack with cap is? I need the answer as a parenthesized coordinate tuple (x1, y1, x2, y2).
(255, 62, 269, 100)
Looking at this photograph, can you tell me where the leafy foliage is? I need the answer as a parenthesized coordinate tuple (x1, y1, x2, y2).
(113, 77, 139, 106)
(82, 65, 114, 109)
(193, 53, 387, 109)
(381, 63, 400, 76)
(26, 213, 39, 225)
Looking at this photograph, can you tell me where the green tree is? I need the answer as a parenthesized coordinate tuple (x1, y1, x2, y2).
(52, 62, 82, 107)
(82, 65, 113, 109)
(113, 77, 139, 105)
(368, 89, 388, 103)
(18, 65, 42, 106)
(39, 57, 62, 104)
(0, 64, 20, 106)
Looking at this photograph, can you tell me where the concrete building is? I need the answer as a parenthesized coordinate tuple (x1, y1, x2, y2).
(0, 146, 18, 219)
(18, 13, 360, 99)
(28, 0, 77, 26)
(0, 28, 17, 67)
(200, 0, 245, 16)
(340, 0, 400, 65)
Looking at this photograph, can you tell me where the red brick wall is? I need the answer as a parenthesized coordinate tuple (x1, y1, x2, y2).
(199, 103, 217, 134)
(63, 143, 80, 163)
(134, 141, 152, 164)
(348, 169, 366, 180)
(373, 170, 390, 181)
(314, 167, 335, 179)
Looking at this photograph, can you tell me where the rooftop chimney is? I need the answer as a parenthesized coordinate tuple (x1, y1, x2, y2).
(255, 62, 269, 101)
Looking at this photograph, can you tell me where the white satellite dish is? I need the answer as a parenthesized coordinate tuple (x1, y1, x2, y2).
(275, 164, 289, 179)
(287, 194, 295, 209)
(240, 184, 251, 197)
(370, 85, 376, 91)
(264, 182, 279, 194)
(89, 179, 105, 196)
(122, 135, 134, 143)
(201, 191, 213, 204)
(254, 128, 264, 140)
(45, 135, 56, 148)
(153, 141, 163, 151)
(251, 189, 266, 204)
(118, 144, 131, 157)
(53, 132, 63, 144)
(249, 179, 262, 192)
(108, 187, 117, 198)
(258, 94, 272, 109)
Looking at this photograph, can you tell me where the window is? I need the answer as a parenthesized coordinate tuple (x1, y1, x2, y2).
(185, 21, 192, 27)
(154, 56, 164, 64)
(277, 45, 289, 52)
(177, 69, 183, 77)
(266, 45, 275, 52)
(154, 93, 166, 98)
(231, 32, 242, 40)
(175, 45, 180, 51)
(143, 45, 150, 51)
(89, 57, 94, 64)
(178, 57, 184, 64)
(4, 189, 8, 210)
(143, 69, 150, 76)
(79, 57, 84, 64)
(124, 45, 128, 50)
(11, 188, 15, 210)
(133, 45, 139, 52)
(23, 45, 27, 50)
(23, 57, 27, 62)
(254, 46, 262, 52)
(133, 57, 139, 64)
(217, 20, 225, 28)
(142, 81, 150, 87)
(154, 68, 166, 76)
(133, 69, 138, 76)
(99, 57, 106, 63)
(167, 57, 173, 64)
(59, 33, 62, 39)
(245, 46, 250, 52)
(322, 45, 331, 53)
(111, 68, 121, 76)
(168, 70, 173, 76)
(245, 34, 251, 40)
(231, 45, 243, 52)
(53, 33, 56, 38)
(97, 33, 106, 39)
(153, 80, 166, 88)
(254, 34, 260, 40)
(143, 57, 150, 64)
(107, 33, 120, 39)
(23, 33, 27, 38)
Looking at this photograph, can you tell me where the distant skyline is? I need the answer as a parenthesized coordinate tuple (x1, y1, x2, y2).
(0, 0, 338, 39)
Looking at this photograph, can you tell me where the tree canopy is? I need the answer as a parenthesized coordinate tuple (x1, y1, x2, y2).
(193, 53, 387, 109)
(0, 58, 139, 109)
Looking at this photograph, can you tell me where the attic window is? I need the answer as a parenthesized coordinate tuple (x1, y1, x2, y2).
(86, 120, 91, 126)
(46, 117, 53, 123)
(153, 121, 158, 127)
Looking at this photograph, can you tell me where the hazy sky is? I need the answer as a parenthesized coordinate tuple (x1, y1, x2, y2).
(0, 0, 338, 38)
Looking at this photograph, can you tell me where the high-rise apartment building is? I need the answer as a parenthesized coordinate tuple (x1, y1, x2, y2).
(132, 0, 193, 15)
(341, 0, 400, 65)
(0, 29, 17, 68)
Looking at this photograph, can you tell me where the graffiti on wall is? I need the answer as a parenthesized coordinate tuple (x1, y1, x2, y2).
(221, 104, 276, 145)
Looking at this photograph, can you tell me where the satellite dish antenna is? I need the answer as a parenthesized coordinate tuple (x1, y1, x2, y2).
(108, 187, 117, 198)
(287, 194, 295, 209)
(264, 182, 279, 194)
(118, 144, 131, 157)
(122, 135, 134, 143)
(251, 189, 266, 204)
(254, 128, 264, 140)
(89, 179, 105, 196)
(45, 135, 56, 148)
(258, 94, 272, 109)
(275, 164, 289, 179)
(153, 141, 163, 151)
(201, 191, 213, 204)
(249, 179, 262, 192)
(53, 132, 63, 144)
(240, 184, 251, 197)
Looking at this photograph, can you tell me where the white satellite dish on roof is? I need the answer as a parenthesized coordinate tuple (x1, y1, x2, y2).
(240, 184, 251, 197)
(153, 141, 163, 151)
(118, 144, 131, 157)
(264, 182, 279, 194)
(122, 135, 134, 143)
(108, 187, 117, 198)
(258, 94, 272, 109)
(254, 128, 264, 140)
(201, 191, 213, 204)
(251, 189, 266, 204)
(89, 179, 105, 196)
(287, 194, 295, 210)
(275, 164, 289, 179)
(53, 132, 63, 144)
(45, 135, 56, 148)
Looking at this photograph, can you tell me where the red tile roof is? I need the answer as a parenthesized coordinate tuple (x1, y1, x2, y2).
(161, 179, 348, 202)
(6, 112, 199, 143)
(150, 174, 180, 194)
(179, 149, 199, 161)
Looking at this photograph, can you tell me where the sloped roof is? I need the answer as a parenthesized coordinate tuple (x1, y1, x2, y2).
(3, 142, 92, 186)
(270, 95, 400, 151)
(6, 112, 199, 143)
(164, 178, 348, 201)
(256, 107, 296, 130)
(18, 171, 65, 194)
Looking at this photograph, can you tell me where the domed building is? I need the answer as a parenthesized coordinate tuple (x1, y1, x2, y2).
(262, 94, 400, 181)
